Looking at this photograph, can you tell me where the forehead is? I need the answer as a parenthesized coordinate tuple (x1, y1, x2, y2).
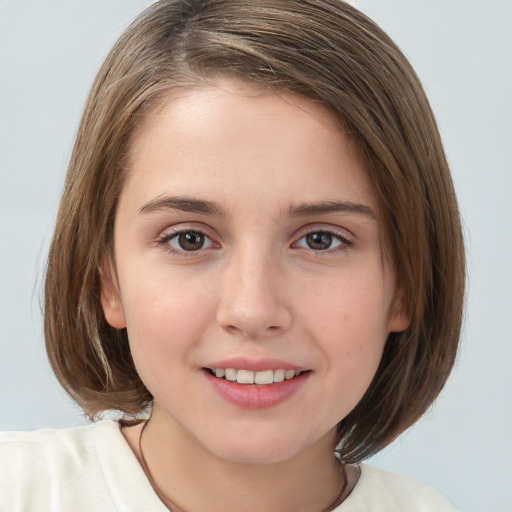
(123, 78, 376, 215)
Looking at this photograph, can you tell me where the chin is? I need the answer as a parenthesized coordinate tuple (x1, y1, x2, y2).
(205, 430, 309, 466)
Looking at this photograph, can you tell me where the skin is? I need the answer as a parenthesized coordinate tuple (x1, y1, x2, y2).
(102, 79, 409, 511)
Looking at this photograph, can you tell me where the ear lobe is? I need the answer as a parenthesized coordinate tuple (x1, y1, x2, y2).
(388, 310, 411, 333)
(388, 287, 411, 333)
(100, 258, 127, 329)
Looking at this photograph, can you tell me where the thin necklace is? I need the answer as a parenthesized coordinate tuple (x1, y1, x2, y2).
(138, 417, 186, 512)
(138, 417, 348, 512)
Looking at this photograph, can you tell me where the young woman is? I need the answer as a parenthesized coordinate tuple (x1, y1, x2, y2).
(0, 1, 464, 510)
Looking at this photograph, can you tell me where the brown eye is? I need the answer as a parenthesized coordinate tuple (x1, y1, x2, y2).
(177, 231, 204, 251)
(305, 232, 333, 250)
(167, 231, 212, 252)
(295, 231, 348, 251)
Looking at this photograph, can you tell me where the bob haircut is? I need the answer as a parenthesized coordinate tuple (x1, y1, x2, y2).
(44, 0, 465, 462)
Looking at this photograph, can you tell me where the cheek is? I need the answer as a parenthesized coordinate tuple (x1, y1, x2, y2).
(302, 269, 391, 342)
(299, 270, 390, 384)
(120, 273, 217, 375)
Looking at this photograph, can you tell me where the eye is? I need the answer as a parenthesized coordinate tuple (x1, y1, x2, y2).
(295, 230, 350, 251)
(162, 230, 215, 252)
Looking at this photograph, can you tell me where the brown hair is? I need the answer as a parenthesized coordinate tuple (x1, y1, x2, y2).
(44, 0, 464, 462)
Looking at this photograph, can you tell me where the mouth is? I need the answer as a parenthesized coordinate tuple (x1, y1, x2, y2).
(205, 368, 309, 385)
(203, 365, 312, 408)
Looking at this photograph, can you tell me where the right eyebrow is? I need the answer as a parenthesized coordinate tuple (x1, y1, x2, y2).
(138, 195, 228, 216)
(287, 200, 377, 220)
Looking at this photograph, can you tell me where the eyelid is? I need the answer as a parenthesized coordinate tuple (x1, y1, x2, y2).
(168, 231, 214, 250)
(292, 223, 355, 242)
(155, 224, 220, 256)
(291, 225, 355, 252)
(157, 222, 218, 241)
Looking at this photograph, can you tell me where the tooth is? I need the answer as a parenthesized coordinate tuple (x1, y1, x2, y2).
(225, 368, 237, 381)
(236, 369, 255, 384)
(273, 369, 285, 382)
(294, 370, 301, 377)
(254, 370, 274, 385)
(214, 368, 225, 378)
(285, 369, 295, 380)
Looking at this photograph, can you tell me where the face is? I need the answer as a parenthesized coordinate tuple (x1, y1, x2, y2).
(102, 79, 408, 465)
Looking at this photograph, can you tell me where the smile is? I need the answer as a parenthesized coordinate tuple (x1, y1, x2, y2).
(203, 366, 311, 409)
(206, 368, 304, 385)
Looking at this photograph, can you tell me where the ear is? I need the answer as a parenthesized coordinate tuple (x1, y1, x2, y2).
(100, 258, 127, 329)
(387, 286, 411, 333)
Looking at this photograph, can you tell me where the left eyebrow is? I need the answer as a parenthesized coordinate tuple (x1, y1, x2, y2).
(287, 200, 377, 220)
(138, 196, 228, 216)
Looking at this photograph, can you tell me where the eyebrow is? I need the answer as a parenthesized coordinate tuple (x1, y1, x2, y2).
(287, 200, 376, 220)
(139, 196, 229, 216)
(139, 195, 376, 220)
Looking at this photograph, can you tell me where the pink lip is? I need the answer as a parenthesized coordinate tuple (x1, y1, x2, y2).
(205, 357, 304, 372)
(202, 368, 311, 410)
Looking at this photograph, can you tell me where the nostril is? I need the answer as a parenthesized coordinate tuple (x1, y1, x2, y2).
(217, 298, 293, 337)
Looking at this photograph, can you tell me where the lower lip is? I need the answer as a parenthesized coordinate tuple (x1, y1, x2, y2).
(203, 370, 311, 409)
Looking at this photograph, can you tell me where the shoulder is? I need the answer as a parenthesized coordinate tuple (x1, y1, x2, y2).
(336, 464, 459, 511)
(0, 421, 122, 510)
(0, 419, 118, 469)
(0, 420, 165, 511)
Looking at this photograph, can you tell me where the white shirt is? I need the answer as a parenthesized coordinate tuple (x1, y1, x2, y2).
(0, 421, 458, 511)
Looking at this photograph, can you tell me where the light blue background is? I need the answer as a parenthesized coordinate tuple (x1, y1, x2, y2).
(1, 1, 511, 511)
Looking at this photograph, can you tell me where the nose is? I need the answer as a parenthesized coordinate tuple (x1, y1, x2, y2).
(216, 246, 293, 339)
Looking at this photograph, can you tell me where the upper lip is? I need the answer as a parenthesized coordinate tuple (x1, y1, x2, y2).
(204, 357, 307, 372)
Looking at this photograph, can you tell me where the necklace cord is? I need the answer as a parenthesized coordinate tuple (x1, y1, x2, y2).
(138, 415, 186, 512)
(137, 416, 349, 512)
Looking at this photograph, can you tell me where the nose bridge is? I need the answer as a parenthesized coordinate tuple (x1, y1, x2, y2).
(216, 240, 292, 337)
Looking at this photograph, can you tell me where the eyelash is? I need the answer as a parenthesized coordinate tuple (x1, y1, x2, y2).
(156, 229, 217, 257)
(293, 229, 353, 253)
(155, 228, 353, 257)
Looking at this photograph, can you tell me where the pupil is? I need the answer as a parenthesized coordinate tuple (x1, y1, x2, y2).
(178, 232, 204, 251)
(306, 232, 332, 250)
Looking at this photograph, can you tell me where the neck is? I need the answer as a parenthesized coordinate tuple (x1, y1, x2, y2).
(125, 403, 346, 512)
